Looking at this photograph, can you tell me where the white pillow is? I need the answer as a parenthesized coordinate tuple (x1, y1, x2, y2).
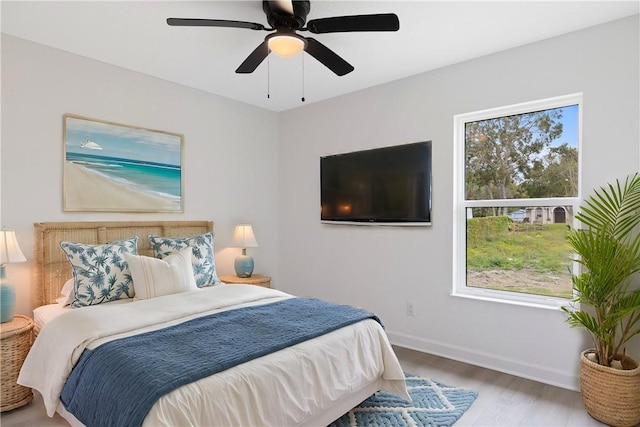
(124, 247, 197, 300)
(56, 278, 75, 306)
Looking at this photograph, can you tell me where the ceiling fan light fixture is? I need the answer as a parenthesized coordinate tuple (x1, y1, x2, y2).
(267, 34, 306, 58)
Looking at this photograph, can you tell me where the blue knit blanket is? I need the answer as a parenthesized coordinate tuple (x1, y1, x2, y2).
(60, 297, 381, 427)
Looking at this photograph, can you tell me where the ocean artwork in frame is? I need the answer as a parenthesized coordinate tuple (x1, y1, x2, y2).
(63, 114, 184, 212)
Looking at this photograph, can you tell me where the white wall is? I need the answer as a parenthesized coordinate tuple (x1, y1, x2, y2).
(278, 15, 640, 390)
(1, 35, 280, 317)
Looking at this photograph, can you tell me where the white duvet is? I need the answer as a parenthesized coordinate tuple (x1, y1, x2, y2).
(19, 285, 409, 426)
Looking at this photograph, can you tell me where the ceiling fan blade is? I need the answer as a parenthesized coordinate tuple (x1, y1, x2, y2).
(304, 38, 353, 76)
(306, 13, 399, 34)
(270, 0, 294, 15)
(167, 18, 267, 31)
(236, 41, 270, 73)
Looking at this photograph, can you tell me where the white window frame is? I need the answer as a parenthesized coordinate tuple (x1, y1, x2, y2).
(452, 93, 583, 309)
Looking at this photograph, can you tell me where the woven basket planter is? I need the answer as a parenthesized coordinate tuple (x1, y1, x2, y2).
(580, 350, 640, 427)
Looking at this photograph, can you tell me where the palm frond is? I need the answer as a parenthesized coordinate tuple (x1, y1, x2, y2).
(565, 173, 640, 366)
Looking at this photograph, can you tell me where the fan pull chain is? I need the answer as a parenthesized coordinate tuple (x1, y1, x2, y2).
(267, 59, 270, 99)
(301, 54, 305, 103)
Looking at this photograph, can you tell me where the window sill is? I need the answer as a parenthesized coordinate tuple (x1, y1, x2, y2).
(451, 288, 571, 311)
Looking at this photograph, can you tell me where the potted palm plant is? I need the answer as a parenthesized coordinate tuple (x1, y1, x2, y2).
(562, 173, 640, 427)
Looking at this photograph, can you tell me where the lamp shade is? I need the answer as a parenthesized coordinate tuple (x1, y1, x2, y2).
(0, 230, 26, 265)
(267, 33, 306, 58)
(231, 224, 259, 249)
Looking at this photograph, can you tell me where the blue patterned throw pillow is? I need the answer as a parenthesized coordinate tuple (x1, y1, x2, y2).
(149, 232, 221, 287)
(60, 237, 138, 308)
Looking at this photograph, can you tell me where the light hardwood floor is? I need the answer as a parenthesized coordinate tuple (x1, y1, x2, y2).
(1, 346, 606, 427)
(394, 346, 605, 427)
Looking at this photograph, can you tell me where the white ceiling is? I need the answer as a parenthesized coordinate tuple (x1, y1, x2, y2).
(2, 1, 638, 112)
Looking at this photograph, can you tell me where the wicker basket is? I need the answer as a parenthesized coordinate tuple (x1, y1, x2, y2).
(580, 350, 640, 427)
(0, 315, 34, 412)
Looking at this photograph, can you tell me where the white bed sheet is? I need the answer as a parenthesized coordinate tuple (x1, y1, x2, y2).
(33, 299, 131, 331)
(21, 285, 409, 426)
(33, 303, 70, 331)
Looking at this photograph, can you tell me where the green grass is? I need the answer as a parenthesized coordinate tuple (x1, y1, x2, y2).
(467, 223, 573, 275)
(482, 283, 573, 299)
(466, 222, 574, 298)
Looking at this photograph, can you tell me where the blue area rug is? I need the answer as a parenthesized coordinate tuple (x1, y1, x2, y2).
(329, 373, 478, 427)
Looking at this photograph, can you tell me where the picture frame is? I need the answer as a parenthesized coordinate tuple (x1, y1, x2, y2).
(63, 114, 184, 212)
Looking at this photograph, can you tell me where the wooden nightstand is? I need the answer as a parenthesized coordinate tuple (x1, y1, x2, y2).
(220, 274, 271, 288)
(0, 315, 34, 412)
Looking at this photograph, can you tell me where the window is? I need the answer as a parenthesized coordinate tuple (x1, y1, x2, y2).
(453, 94, 581, 308)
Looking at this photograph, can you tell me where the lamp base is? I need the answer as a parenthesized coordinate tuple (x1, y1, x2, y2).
(0, 285, 15, 323)
(234, 254, 255, 278)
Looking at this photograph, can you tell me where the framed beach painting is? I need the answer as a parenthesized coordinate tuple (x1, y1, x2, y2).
(63, 114, 184, 212)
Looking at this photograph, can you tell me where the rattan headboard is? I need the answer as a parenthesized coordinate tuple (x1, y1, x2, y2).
(32, 221, 214, 308)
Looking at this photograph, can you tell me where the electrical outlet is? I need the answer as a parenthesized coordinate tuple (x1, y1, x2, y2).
(406, 301, 415, 316)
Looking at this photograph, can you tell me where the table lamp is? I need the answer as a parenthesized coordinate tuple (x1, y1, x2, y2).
(231, 224, 259, 278)
(0, 229, 26, 323)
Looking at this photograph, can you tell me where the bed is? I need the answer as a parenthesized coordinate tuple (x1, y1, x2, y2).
(19, 220, 409, 426)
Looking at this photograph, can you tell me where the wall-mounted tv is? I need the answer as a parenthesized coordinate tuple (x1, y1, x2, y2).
(321, 141, 432, 226)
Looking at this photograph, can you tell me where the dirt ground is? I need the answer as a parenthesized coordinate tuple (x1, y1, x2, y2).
(467, 269, 573, 297)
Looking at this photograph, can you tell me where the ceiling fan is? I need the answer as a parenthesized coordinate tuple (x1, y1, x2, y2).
(167, 0, 399, 76)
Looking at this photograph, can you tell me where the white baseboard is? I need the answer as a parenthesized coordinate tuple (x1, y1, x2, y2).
(386, 330, 580, 392)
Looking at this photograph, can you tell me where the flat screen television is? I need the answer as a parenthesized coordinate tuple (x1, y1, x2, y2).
(321, 141, 432, 225)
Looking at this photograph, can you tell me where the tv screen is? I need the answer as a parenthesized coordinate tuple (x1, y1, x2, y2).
(321, 141, 432, 225)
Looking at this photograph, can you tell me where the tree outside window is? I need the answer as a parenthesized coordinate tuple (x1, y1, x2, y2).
(454, 94, 581, 306)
